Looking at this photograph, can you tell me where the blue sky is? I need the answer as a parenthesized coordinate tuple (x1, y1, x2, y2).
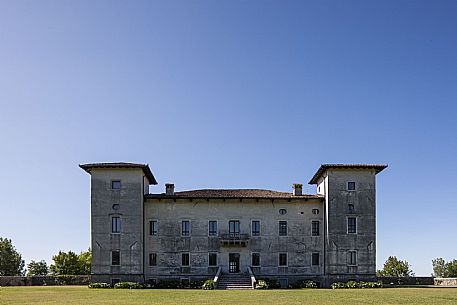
(1, 0, 456, 276)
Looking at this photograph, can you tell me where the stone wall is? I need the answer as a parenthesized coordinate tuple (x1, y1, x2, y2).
(434, 278, 457, 286)
(0, 276, 90, 286)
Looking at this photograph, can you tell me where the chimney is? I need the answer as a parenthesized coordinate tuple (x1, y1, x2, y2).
(165, 183, 175, 195)
(293, 184, 303, 196)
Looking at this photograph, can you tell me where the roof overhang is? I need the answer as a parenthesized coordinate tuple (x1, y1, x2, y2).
(79, 162, 158, 185)
(308, 164, 388, 184)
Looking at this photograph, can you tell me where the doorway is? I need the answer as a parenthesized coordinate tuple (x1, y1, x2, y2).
(229, 253, 240, 273)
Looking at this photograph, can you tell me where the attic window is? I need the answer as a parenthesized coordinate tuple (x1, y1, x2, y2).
(279, 209, 287, 215)
(347, 182, 356, 191)
(312, 209, 319, 215)
(111, 180, 121, 190)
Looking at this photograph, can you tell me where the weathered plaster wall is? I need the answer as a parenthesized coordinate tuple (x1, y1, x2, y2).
(144, 198, 324, 280)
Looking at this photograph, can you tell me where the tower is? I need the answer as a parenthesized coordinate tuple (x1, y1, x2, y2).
(309, 164, 387, 284)
(80, 162, 157, 284)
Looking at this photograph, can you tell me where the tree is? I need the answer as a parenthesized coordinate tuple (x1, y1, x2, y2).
(27, 260, 49, 276)
(78, 249, 91, 275)
(432, 258, 457, 278)
(0, 237, 25, 276)
(50, 249, 91, 275)
(377, 256, 414, 277)
(432, 258, 446, 277)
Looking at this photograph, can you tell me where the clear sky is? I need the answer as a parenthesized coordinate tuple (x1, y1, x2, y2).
(1, 0, 456, 276)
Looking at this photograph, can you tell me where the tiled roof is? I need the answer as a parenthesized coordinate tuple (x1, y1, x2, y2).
(308, 164, 388, 184)
(145, 189, 323, 200)
(79, 162, 158, 185)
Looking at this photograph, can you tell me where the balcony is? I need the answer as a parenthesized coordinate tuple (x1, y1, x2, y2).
(219, 233, 250, 247)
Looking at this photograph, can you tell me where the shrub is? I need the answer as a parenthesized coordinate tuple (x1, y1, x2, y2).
(113, 282, 143, 289)
(331, 281, 382, 289)
(202, 279, 215, 290)
(190, 279, 205, 289)
(256, 278, 280, 289)
(255, 280, 268, 289)
(154, 280, 182, 289)
(88, 282, 111, 289)
(292, 280, 318, 289)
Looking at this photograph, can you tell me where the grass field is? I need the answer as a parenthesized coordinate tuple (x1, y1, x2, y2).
(1, 286, 457, 305)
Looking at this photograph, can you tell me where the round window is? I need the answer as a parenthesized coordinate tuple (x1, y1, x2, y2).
(279, 209, 287, 215)
(312, 209, 319, 215)
(112, 204, 120, 210)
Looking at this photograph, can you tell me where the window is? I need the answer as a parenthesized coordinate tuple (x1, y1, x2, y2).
(347, 217, 357, 234)
(252, 253, 260, 266)
(149, 253, 157, 266)
(111, 217, 121, 233)
(229, 220, 240, 238)
(312, 252, 319, 266)
(279, 253, 287, 266)
(111, 180, 121, 190)
(279, 209, 287, 215)
(312, 209, 319, 215)
(182, 253, 190, 266)
(181, 220, 190, 236)
(251, 220, 260, 236)
(279, 221, 288, 236)
(208, 253, 217, 266)
(208, 221, 217, 236)
(348, 251, 357, 266)
(312, 221, 320, 236)
(149, 220, 158, 235)
(347, 181, 356, 191)
(111, 251, 120, 266)
(348, 204, 355, 212)
(111, 278, 120, 286)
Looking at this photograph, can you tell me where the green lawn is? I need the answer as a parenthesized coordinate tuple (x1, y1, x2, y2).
(1, 286, 457, 305)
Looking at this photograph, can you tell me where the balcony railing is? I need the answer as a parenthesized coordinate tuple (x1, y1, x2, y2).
(219, 233, 249, 247)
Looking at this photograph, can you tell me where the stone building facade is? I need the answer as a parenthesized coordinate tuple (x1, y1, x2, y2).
(80, 162, 387, 287)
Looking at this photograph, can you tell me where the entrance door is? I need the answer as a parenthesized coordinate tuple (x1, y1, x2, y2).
(229, 253, 240, 273)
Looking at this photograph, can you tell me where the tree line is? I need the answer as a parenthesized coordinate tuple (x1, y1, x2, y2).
(0, 237, 90, 276)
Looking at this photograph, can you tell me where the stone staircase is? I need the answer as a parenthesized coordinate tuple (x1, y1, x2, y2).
(217, 273, 253, 290)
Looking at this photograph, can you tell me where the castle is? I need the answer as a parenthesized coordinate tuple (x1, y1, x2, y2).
(80, 162, 386, 288)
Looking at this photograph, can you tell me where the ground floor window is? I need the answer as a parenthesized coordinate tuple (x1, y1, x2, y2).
(208, 253, 217, 266)
(252, 253, 260, 266)
(111, 251, 120, 266)
(279, 253, 287, 266)
(347, 250, 357, 266)
(149, 253, 157, 266)
(111, 278, 120, 286)
(312, 252, 319, 266)
(182, 253, 190, 266)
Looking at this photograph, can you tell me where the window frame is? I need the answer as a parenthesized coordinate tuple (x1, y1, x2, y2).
(347, 181, 356, 191)
(278, 253, 288, 267)
(311, 221, 320, 237)
(149, 253, 157, 266)
(347, 217, 357, 234)
(347, 250, 357, 266)
(251, 220, 261, 237)
(111, 250, 120, 266)
(208, 220, 218, 237)
(181, 253, 190, 266)
(279, 221, 288, 236)
(149, 220, 158, 236)
(111, 216, 121, 234)
(181, 220, 190, 237)
(229, 220, 240, 238)
(111, 180, 121, 190)
(311, 252, 320, 266)
(252, 252, 260, 267)
(208, 253, 217, 266)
